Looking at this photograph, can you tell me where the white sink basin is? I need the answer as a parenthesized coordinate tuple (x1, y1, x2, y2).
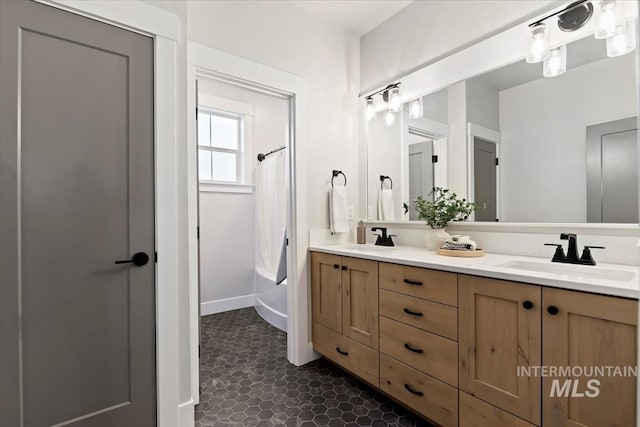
(497, 260, 636, 283)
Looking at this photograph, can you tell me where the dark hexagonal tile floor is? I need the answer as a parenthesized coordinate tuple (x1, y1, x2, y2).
(195, 308, 434, 427)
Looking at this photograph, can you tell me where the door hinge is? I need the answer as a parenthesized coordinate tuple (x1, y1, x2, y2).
(432, 155, 438, 163)
(195, 107, 198, 117)
(286, 238, 289, 246)
(495, 158, 500, 166)
(198, 345, 201, 359)
(197, 226, 200, 239)
(154, 252, 158, 263)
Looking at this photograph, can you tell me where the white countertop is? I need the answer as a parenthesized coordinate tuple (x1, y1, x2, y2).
(308, 244, 640, 299)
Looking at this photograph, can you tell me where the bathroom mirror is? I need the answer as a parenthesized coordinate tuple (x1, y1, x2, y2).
(365, 7, 639, 224)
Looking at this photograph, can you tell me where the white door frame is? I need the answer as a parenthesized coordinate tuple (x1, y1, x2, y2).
(34, 1, 188, 426)
(467, 123, 502, 221)
(187, 44, 312, 374)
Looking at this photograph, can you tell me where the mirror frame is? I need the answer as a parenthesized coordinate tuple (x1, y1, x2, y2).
(359, 0, 640, 232)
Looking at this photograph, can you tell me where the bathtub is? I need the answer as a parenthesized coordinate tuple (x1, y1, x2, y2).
(254, 267, 288, 332)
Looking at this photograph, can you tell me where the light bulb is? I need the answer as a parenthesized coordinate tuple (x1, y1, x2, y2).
(596, 0, 618, 39)
(365, 97, 376, 121)
(383, 109, 396, 127)
(408, 97, 424, 119)
(543, 45, 567, 77)
(607, 20, 637, 57)
(526, 24, 549, 63)
(389, 87, 402, 112)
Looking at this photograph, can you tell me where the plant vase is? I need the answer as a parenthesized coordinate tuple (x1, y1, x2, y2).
(425, 228, 450, 250)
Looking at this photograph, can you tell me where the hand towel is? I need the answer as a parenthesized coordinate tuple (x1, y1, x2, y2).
(276, 234, 287, 285)
(330, 185, 349, 233)
(378, 188, 395, 221)
(442, 239, 477, 251)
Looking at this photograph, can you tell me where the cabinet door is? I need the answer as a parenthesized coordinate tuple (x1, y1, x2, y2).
(459, 275, 541, 425)
(311, 252, 342, 333)
(342, 257, 379, 349)
(543, 288, 637, 427)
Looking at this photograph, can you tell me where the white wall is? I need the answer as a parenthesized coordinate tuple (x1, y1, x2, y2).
(197, 78, 288, 310)
(466, 77, 500, 132)
(500, 53, 637, 222)
(188, 0, 361, 229)
(360, 0, 560, 91)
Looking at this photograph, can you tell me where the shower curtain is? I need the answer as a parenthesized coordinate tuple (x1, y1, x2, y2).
(255, 151, 286, 277)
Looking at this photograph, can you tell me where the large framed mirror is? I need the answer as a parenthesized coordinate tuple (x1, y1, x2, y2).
(362, 0, 639, 225)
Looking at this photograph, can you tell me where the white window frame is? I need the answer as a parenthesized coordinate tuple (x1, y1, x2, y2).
(197, 93, 254, 193)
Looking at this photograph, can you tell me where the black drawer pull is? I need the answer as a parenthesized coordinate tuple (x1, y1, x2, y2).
(404, 384, 424, 396)
(403, 278, 423, 286)
(522, 300, 534, 310)
(403, 308, 423, 317)
(333, 264, 340, 269)
(404, 343, 424, 354)
(341, 265, 347, 271)
(547, 305, 559, 315)
(336, 347, 348, 356)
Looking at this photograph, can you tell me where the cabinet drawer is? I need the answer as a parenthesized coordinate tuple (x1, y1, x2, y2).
(459, 392, 537, 427)
(313, 322, 379, 387)
(380, 316, 457, 386)
(379, 262, 457, 306)
(379, 289, 457, 340)
(380, 355, 458, 427)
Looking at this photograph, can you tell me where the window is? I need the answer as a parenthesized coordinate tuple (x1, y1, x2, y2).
(198, 109, 242, 183)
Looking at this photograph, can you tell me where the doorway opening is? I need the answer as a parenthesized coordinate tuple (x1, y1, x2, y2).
(195, 76, 291, 333)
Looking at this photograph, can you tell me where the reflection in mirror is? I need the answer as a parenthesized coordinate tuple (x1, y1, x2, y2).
(366, 32, 638, 224)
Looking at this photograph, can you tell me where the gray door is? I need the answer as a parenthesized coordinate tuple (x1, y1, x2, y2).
(473, 137, 497, 222)
(1, 1, 156, 426)
(587, 117, 638, 223)
(408, 141, 434, 220)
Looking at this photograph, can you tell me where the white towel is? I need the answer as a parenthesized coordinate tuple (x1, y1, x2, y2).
(378, 189, 395, 221)
(330, 185, 349, 233)
(442, 239, 477, 251)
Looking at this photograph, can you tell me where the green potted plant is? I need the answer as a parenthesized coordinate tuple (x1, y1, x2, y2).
(403, 187, 477, 250)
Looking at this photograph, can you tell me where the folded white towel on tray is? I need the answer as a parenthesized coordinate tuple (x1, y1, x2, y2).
(442, 239, 477, 251)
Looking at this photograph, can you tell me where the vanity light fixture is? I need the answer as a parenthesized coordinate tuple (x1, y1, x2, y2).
(595, 0, 619, 39)
(364, 82, 402, 122)
(408, 97, 424, 119)
(527, 0, 636, 78)
(365, 97, 376, 121)
(543, 45, 567, 77)
(606, 19, 636, 56)
(383, 109, 396, 127)
(526, 23, 550, 63)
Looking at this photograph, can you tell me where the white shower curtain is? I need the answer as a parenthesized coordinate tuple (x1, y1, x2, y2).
(255, 151, 287, 278)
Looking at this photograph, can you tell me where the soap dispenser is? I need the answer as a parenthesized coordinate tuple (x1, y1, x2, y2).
(357, 221, 366, 244)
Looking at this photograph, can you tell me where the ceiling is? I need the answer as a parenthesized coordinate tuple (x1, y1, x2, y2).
(476, 35, 609, 92)
(289, 0, 413, 36)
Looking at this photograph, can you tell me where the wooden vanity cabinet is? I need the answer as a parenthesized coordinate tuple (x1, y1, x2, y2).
(311, 251, 638, 427)
(458, 275, 542, 425)
(311, 252, 379, 386)
(542, 288, 637, 427)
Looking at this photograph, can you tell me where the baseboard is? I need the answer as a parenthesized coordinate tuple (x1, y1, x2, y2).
(178, 399, 195, 427)
(200, 294, 255, 316)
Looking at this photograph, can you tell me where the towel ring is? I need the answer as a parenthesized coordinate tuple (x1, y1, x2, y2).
(332, 170, 347, 187)
(380, 175, 393, 190)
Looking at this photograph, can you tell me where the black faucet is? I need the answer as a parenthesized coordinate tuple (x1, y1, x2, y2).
(544, 233, 605, 266)
(372, 227, 395, 247)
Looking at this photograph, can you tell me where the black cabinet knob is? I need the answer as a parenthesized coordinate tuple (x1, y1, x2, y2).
(522, 301, 534, 310)
(333, 264, 340, 269)
(547, 305, 559, 315)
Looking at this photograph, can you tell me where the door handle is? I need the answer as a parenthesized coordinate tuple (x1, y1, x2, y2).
(115, 252, 149, 267)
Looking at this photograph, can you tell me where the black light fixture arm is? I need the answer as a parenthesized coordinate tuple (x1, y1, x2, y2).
(365, 82, 401, 101)
(529, 0, 591, 28)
